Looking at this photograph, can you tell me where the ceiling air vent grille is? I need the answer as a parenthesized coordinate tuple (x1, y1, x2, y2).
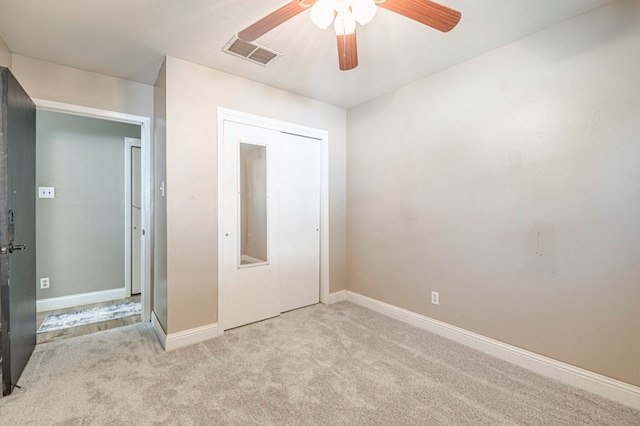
(223, 36, 280, 66)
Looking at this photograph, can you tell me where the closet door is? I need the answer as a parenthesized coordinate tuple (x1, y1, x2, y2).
(222, 121, 280, 330)
(278, 132, 320, 312)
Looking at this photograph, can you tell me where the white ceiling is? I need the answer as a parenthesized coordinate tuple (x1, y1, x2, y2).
(0, 0, 614, 108)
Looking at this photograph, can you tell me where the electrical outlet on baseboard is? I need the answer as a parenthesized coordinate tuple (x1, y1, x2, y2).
(431, 291, 439, 306)
(40, 277, 50, 289)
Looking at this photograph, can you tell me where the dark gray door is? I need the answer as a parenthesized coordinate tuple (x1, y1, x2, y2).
(0, 67, 36, 396)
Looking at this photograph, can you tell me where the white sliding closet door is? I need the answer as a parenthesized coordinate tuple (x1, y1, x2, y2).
(222, 121, 280, 330)
(278, 132, 320, 312)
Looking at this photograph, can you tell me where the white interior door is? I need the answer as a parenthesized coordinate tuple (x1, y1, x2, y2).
(278, 133, 321, 312)
(222, 121, 280, 330)
(131, 146, 142, 295)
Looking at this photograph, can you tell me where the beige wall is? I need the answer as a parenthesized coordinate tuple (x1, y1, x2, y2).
(11, 55, 153, 117)
(163, 56, 347, 334)
(347, 0, 640, 387)
(0, 35, 11, 69)
(153, 60, 168, 331)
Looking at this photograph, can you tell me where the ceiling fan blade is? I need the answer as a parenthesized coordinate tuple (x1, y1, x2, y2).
(378, 0, 461, 32)
(337, 33, 358, 71)
(238, 1, 309, 42)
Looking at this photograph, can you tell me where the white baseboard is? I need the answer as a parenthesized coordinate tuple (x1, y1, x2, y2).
(151, 312, 221, 351)
(165, 322, 220, 351)
(37, 288, 126, 313)
(343, 290, 640, 410)
(328, 290, 347, 304)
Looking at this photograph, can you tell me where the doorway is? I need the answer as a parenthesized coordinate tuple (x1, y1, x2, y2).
(33, 100, 152, 323)
(217, 108, 330, 331)
(0, 68, 152, 394)
(34, 111, 145, 342)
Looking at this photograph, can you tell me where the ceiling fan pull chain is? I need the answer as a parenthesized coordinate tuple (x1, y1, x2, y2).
(343, 28, 347, 57)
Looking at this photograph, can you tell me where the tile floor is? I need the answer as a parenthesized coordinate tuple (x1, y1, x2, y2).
(36, 295, 141, 344)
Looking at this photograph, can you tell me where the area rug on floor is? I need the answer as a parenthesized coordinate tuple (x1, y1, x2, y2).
(37, 301, 141, 333)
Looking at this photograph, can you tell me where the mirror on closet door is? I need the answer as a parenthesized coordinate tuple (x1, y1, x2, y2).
(239, 142, 268, 267)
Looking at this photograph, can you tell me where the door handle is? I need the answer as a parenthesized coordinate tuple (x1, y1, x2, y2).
(1, 243, 27, 254)
(10, 243, 26, 252)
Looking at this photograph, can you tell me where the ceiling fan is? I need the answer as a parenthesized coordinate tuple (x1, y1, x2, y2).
(237, 0, 462, 71)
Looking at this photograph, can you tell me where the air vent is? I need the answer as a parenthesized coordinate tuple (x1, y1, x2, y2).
(223, 36, 281, 66)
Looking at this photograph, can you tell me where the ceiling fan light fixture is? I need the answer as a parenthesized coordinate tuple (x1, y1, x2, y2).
(310, 0, 335, 29)
(351, 0, 377, 25)
(331, 0, 353, 13)
(237, 0, 461, 72)
(333, 11, 356, 35)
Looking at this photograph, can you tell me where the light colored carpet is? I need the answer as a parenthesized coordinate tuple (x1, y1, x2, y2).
(1, 302, 638, 425)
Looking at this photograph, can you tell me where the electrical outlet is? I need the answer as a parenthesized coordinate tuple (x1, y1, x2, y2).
(431, 291, 439, 306)
(38, 187, 55, 199)
(40, 277, 50, 289)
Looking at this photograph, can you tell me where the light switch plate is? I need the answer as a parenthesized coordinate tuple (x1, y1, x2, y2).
(39, 187, 55, 199)
(40, 277, 50, 289)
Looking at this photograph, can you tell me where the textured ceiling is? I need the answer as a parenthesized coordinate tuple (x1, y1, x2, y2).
(0, 0, 615, 108)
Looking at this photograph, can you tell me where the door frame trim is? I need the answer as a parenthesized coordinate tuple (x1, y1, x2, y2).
(33, 99, 153, 322)
(217, 107, 330, 332)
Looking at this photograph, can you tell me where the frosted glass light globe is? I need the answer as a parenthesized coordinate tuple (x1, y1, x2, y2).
(331, 0, 353, 13)
(310, 0, 335, 29)
(351, 0, 377, 25)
